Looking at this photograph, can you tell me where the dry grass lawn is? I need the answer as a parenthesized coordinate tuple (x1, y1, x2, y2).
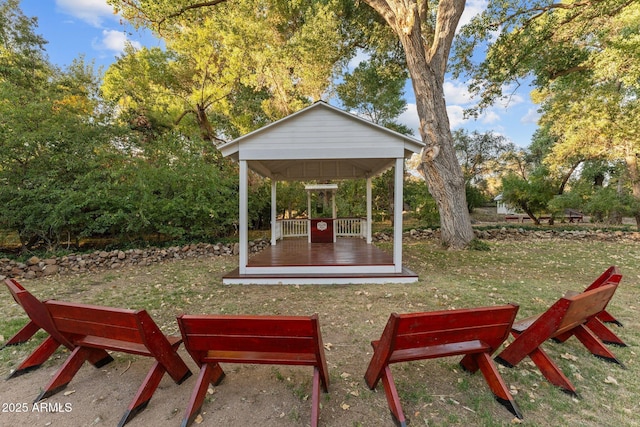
(0, 238, 638, 427)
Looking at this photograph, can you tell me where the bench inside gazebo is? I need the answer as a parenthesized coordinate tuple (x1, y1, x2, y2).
(220, 101, 423, 285)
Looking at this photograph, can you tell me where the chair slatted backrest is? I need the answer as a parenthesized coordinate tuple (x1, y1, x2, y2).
(391, 305, 517, 354)
(46, 301, 147, 346)
(178, 314, 327, 370)
(584, 266, 622, 292)
(540, 284, 618, 338)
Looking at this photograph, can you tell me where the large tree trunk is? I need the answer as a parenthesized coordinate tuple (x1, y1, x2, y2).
(624, 154, 640, 229)
(366, 0, 474, 248)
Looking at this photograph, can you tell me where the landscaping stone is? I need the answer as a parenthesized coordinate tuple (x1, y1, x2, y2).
(1, 239, 270, 279)
(2, 229, 638, 280)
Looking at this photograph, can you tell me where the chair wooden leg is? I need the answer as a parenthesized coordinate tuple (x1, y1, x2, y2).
(311, 367, 320, 427)
(597, 310, 623, 327)
(2, 321, 40, 348)
(7, 336, 61, 379)
(158, 341, 192, 384)
(181, 363, 226, 427)
(459, 353, 479, 373)
(119, 361, 167, 427)
(380, 365, 407, 427)
(584, 318, 626, 347)
(573, 325, 625, 367)
(495, 332, 542, 368)
(528, 347, 577, 396)
(35, 346, 92, 402)
(475, 353, 523, 419)
(364, 341, 385, 390)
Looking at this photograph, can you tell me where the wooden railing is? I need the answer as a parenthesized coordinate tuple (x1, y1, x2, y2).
(335, 218, 366, 237)
(277, 219, 308, 239)
(276, 218, 367, 240)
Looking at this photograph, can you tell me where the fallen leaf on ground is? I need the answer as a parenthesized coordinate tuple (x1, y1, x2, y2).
(604, 376, 618, 385)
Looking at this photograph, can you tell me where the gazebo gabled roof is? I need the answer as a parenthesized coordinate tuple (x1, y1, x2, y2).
(219, 101, 424, 181)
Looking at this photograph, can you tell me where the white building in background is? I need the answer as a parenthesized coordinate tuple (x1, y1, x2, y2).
(494, 194, 517, 215)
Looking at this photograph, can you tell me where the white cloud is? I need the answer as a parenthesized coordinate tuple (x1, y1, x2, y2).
(521, 108, 540, 125)
(495, 83, 526, 108)
(446, 105, 468, 128)
(398, 103, 487, 139)
(93, 30, 141, 54)
(443, 80, 474, 105)
(480, 109, 501, 124)
(399, 103, 420, 137)
(458, 0, 488, 29)
(347, 49, 370, 72)
(56, 0, 116, 28)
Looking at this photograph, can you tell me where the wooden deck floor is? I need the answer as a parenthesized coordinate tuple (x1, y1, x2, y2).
(223, 238, 418, 284)
(248, 238, 393, 267)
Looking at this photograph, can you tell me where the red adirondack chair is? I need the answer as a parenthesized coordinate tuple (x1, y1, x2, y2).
(495, 284, 624, 396)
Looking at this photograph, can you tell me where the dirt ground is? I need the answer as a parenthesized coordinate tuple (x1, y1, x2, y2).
(0, 349, 339, 427)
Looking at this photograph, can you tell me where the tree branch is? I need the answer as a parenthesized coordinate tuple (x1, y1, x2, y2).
(116, 0, 229, 32)
(363, 0, 397, 30)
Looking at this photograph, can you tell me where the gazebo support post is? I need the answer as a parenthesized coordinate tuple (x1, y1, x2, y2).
(393, 158, 403, 273)
(307, 191, 312, 242)
(366, 177, 372, 244)
(271, 180, 277, 246)
(239, 160, 248, 274)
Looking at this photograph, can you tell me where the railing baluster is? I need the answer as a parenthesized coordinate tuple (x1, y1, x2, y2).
(276, 218, 368, 239)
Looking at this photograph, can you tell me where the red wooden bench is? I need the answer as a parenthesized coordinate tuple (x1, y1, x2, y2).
(364, 304, 522, 426)
(2, 279, 111, 379)
(36, 300, 192, 427)
(495, 284, 624, 396)
(177, 313, 330, 427)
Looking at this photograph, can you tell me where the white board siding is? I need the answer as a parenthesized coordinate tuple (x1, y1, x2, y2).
(220, 102, 424, 166)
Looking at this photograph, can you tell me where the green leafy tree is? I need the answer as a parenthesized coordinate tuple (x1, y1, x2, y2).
(337, 58, 409, 131)
(501, 168, 556, 225)
(453, 129, 517, 210)
(0, 0, 49, 88)
(0, 58, 128, 248)
(455, 0, 640, 227)
(0, 1, 244, 249)
(404, 177, 439, 225)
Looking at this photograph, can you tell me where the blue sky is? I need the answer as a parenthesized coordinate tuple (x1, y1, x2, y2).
(20, 0, 539, 147)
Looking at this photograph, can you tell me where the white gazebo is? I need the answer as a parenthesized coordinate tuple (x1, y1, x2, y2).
(219, 101, 424, 284)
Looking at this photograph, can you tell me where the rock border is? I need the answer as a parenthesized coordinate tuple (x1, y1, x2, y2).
(3, 228, 639, 280)
(1, 240, 270, 280)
